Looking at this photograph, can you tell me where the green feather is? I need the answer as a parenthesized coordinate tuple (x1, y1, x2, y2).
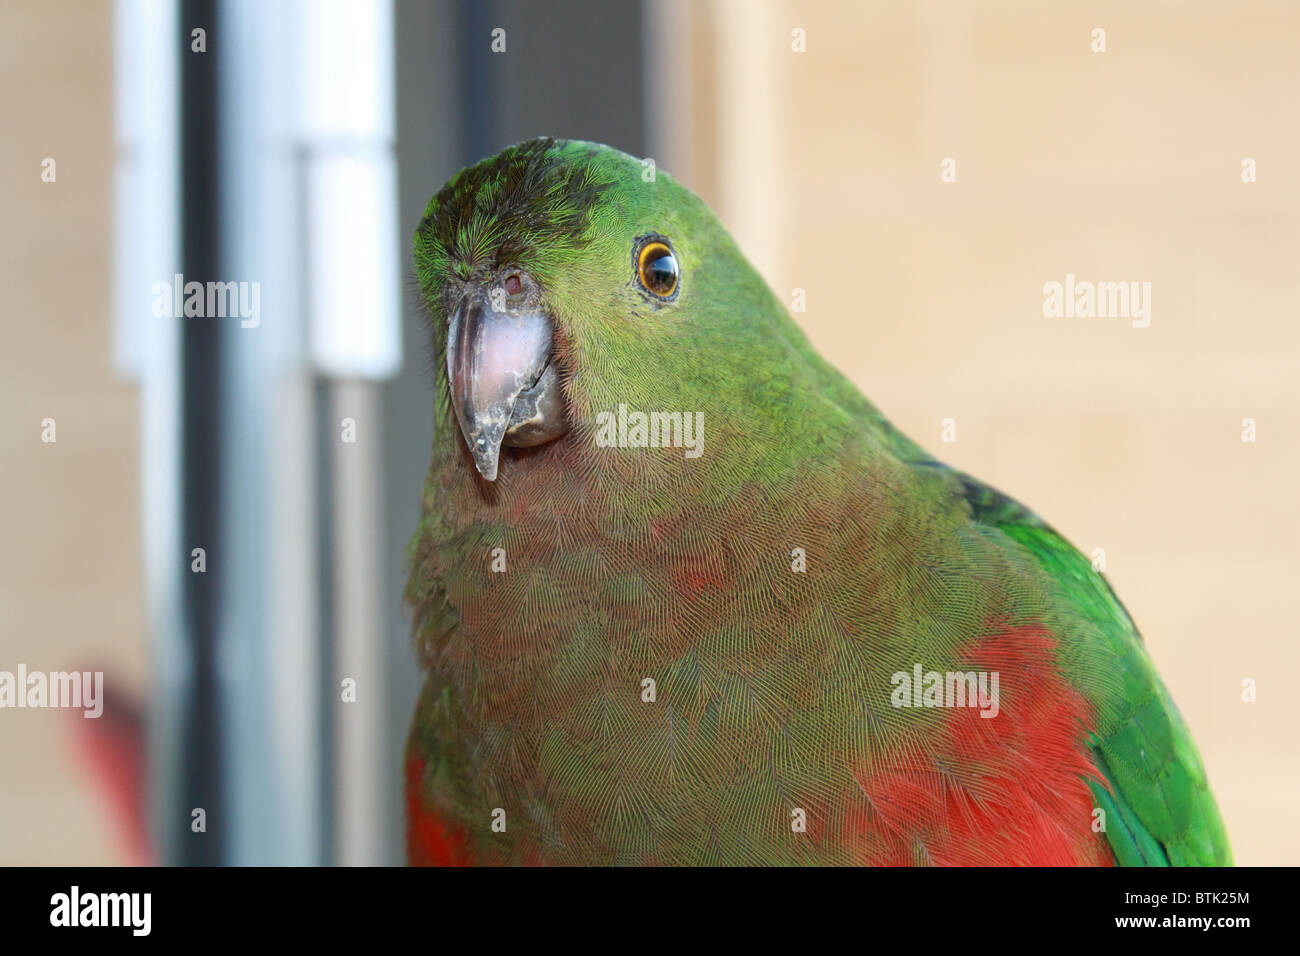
(405, 138, 1230, 866)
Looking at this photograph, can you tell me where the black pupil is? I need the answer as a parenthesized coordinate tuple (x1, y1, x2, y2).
(644, 248, 677, 293)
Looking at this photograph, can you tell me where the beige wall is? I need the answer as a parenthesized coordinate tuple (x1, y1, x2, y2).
(659, 0, 1300, 865)
(0, 0, 143, 864)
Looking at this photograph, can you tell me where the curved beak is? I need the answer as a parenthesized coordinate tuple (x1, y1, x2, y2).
(446, 286, 564, 481)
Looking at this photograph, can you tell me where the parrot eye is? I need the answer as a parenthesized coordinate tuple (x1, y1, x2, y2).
(634, 237, 680, 300)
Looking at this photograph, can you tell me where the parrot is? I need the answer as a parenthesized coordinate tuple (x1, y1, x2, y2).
(404, 137, 1231, 866)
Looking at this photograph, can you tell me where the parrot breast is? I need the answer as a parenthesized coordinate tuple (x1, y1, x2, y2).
(406, 434, 1115, 866)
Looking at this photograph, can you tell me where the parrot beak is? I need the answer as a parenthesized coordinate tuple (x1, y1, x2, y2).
(446, 275, 567, 481)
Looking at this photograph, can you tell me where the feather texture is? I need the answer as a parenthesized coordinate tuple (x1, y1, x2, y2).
(406, 139, 1230, 866)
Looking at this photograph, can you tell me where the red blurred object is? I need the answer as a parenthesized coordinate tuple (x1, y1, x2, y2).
(66, 676, 153, 865)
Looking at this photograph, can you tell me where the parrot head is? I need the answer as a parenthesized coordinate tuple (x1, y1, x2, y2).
(414, 138, 838, 487)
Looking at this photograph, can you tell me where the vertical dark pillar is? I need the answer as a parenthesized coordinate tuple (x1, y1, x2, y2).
(456, 0, 499, 164)
(177, 0, 224, 866)
(314, 381, 336, 865)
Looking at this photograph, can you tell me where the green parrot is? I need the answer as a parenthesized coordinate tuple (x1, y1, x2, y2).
(405, 138, 1230, 866)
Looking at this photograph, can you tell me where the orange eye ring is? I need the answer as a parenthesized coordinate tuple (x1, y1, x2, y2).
(635, 238, 679, 299)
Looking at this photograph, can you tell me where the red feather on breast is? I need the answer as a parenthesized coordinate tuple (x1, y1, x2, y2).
(851, 622, 1112, 866)
(406, 754, 472, 867)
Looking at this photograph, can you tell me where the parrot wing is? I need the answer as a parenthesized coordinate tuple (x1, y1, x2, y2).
(927, 462, 1232, 866)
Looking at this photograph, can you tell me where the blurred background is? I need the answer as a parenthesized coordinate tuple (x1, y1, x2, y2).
(1, 0, 1297, 866)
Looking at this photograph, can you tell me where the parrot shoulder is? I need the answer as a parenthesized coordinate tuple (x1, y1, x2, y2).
(914, 459, 1232, 866)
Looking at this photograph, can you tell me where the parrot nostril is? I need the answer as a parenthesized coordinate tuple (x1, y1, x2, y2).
(504, 274, 523, 296)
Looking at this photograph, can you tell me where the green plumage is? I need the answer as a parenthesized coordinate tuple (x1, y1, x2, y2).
(406, 139, 1230, 866)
